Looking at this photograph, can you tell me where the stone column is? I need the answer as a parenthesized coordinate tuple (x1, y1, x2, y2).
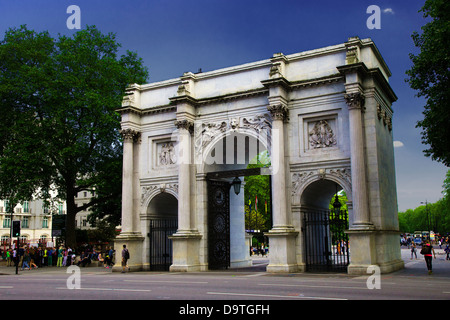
(174, 119, 194, 233)
(344, 92, 373, 230)
(265, 103, 298, 273)
(169, 119, 202, 272)
(114, 128, 144, 272)
(267, 104, 290, 229)
(119, 128, 140, 234)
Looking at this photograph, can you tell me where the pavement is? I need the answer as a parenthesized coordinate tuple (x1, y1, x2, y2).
(0, 247, 448, 277)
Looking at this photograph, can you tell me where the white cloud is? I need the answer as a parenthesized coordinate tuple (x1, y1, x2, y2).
(393, 141, 404, 148)
(383, 8, 395, 14)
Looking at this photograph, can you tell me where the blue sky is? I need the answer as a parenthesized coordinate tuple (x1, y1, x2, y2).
(0, 0, 448, 211)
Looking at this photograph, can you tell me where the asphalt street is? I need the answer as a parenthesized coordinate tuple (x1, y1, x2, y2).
(0, 248, 449, 303)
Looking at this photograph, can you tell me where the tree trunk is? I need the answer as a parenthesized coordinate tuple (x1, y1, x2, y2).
(65, 184, 78, 249)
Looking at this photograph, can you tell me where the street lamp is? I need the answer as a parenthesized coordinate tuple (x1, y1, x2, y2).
(420, 201, 430, 240)
(333, 184, 342, 218)
(231, 177, 241, 195)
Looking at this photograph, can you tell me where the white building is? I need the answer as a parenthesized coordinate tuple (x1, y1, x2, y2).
(115, 37, 403, 274)
(0, 199, 59, 247)
(0, 190, 97, 247)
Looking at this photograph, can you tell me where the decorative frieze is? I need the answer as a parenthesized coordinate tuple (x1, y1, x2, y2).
(141, 183, 179, 205)
(194, 114, 272, 156)
(291, 167, 351, 198)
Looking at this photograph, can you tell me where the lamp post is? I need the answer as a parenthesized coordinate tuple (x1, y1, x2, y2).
(420, 201, 430, 241)
(333, 184, 342, 218)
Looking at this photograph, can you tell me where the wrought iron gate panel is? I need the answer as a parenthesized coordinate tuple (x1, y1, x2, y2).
(303, 210, 349, 272)
(149, 218, 177, 271)
(207, 180, 230, 270)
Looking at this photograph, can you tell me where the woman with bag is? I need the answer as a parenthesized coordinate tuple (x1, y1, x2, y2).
(420, 241, 436, 274)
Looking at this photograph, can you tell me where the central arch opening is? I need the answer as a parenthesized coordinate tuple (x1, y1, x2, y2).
(147, 192, 178, 271)
(203, 131, 272, 270)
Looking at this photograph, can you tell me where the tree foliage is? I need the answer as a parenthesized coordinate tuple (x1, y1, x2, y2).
(398, 170, 450, 234)
(406, 0, 450, 166)
(0, 25, 148, 247)
(244, 151, 271, 231)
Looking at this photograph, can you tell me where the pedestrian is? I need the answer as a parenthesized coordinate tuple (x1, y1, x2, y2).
(21, 248, 30, 270)
(410, 243, 417, 259)
(6, 249, 11, 267)
(29, 248, 37, 269)
(420, 241, 436, 274)
(43, 247, 48, 267)
(62, 248, 68, 266)
(57, 247, 63, 267)
(444, 244, 450, 261)
(121, 244, 130, 273)
(47, 247, 53, 267)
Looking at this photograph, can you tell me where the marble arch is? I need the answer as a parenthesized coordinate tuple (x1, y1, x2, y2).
(114, 37, 404, 275)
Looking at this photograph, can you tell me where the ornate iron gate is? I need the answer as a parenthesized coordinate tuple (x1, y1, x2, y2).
(303, 209, 349, 272)
(207, 180, 231, 270)
(149, 218, 177, 271)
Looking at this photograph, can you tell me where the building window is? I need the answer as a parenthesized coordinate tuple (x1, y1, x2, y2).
(40, 235, 47, 245)
(1, 235, 9, 244)
(22, 216, 29, 229)
(19, 235, 28, 244)
(42, 217, 48, 228)
(23, 201, 29, 213)
(58, 203, 63, 215)
(3, 217, 11, 228)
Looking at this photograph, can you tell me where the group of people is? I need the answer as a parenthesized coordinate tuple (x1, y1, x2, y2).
(2, 245, 119, 270)
(251, 244, 268, 257)
(4, 246, 76, 270)
(409, 240, 450, 275)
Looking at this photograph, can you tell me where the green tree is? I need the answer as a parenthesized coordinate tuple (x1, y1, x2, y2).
(406, 0, 450, 166)
(398, 170, 450, 234)
(244, 151, 271, 231)
(0, 25, 148, 247)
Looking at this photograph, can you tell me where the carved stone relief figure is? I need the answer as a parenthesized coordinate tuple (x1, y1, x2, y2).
(159, 142, 176, 166)
(309, 120, 337, 149)
(242, 114, 272, 134)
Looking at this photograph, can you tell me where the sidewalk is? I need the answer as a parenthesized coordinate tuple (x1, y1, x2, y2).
(0, 261, 110, 276)
(0, 248, 448, 277)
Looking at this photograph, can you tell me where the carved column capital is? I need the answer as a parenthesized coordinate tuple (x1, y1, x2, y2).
(120, 129, 141, 142)
(174, 119, 194, 134)
(344, 92, 365, 111)
(267, 104, 289, 122)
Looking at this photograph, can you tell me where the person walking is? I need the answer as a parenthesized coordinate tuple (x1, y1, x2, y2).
(121, 244, 130, 273)
(420, 241, 436, 274)
(6, 249, 12, 267)
(444, 244, 450, 261)
(410, 243, 417, 259)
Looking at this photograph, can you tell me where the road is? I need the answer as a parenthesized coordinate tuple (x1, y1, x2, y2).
(0, 248, 449, 303)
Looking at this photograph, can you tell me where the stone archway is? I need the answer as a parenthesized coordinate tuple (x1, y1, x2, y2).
(300, 179, 350, 272)
(146, 192, 178, 271)
(117, 37, 403, 275)
(200, 130, 271, 270)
